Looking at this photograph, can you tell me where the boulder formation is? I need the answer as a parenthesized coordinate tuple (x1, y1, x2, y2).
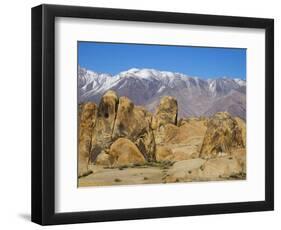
(155, 145, 174, 162)
(152, 96, 178, 144)
(78, 102, 97, 177)
(165, 156, 243, 183)
(165, 121, 207, 145)
(152, 96, 178, 129)
(95, 151, 113, 166)
(90, 90, 118, 162)
(82, 90, 157, 166)
(78, 90, 246, 183)
(154, 117, 208, 162)
(86, 93, 179, 165)
(109, 138, 145, 167)
(198, 156, 243, 180)
(200, 112, 244, 159)
(112, 97, 155, 161)
(235, 117, 246, 146)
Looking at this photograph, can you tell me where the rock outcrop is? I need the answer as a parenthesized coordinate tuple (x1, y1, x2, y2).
(154, 119, 207, 162)
(165, 122, 207, 145)
(78, 90, 247, 184)
(112, 97, 156, 161)
(235, 117, 246, 146)
(155, 146, 173, 162)
(152, 96, 178, 144)
(78, 102, 97, 177)
(90, 90, 118, 162)
(109, 138, 145, 167)
(152, 96, 178, 128)
(231, 148, 246, 173)
(95, 151, 113, 166)
(165, 156, 243, 182)
(178, 117, 208, 128)
(198, 156, 243, 180)
(200, 112, 244, 159)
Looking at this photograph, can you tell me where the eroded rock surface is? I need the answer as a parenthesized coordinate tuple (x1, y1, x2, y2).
(112, 97, 155, 161)
(90, 90, 118, 162)
(155, 146, 173, 162)
(199, 156, 244, 180)
(165, 156, 244, 183)
(109, 138, 146, 167)
(78, 102, 97, 177)
(78, 90, 246, 184)
(95, 151, 113, 166)
(155, 119, 207, 162)
(235, 117, 246, 146)
(200, 112, 244, 159)
(152, 96, 178, 144)
(152, 96, 178, 129)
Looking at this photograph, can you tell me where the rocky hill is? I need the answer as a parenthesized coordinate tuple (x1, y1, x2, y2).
(78, 67, 246, 120)
(78, 90, 246, 186)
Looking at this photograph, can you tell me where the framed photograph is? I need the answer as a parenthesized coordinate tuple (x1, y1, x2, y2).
(31, 4, 274, 225)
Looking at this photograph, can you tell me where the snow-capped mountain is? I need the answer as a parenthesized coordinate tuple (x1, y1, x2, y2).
(78, 66, 246, 119)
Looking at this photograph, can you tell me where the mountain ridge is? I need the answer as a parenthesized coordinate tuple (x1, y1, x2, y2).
(78, 66, 246, 120)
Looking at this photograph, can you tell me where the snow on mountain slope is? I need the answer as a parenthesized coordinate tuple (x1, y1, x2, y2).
(78, 66, 246, 119)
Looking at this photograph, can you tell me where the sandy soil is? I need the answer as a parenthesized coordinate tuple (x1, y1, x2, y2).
(78, 157, 246, 187)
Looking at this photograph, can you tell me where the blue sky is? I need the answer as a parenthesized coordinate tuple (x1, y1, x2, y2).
(78, 41, 246, 80)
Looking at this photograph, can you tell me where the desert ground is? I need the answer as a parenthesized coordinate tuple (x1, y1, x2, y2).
(79, 156, 245, 187)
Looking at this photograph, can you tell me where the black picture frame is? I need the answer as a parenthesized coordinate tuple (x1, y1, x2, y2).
(31, 4, 274, 225)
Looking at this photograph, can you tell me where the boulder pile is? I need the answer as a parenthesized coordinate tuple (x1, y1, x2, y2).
(78, 90, 246, 180)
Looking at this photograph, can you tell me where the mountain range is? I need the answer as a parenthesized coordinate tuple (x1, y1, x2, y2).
(78, 66, 246, 120)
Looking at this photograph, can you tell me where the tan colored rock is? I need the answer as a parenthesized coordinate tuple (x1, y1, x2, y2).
(235, 117, 246, 146)
(95, 151, 113, 166)
(165, 122, 207, 145)
(178, 117, 208, 127)
(200, 112, 244, 159)
(165, 156, 244, 182)
(199, 156, 243, 180)
(136, 105, 153, 125)
(172, 148, 199, 161)
(109, 138, 145, 167)
(134, 131, 155, 161)
(78, 102, 97, 177)
(111, 96, 143, 139)
(152, 96, 178, 144)
(112, 96, 156, 161)
(155, 146, 173, 161)
(90, 90, 119, 162)
(154, 119, 206, 162)
(153, 124, 177, 146)
(163, 124, 179, 143)
(231, 148, 246, 173)
(156, 144, 199, 162)
(152, 96, 178, 129)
